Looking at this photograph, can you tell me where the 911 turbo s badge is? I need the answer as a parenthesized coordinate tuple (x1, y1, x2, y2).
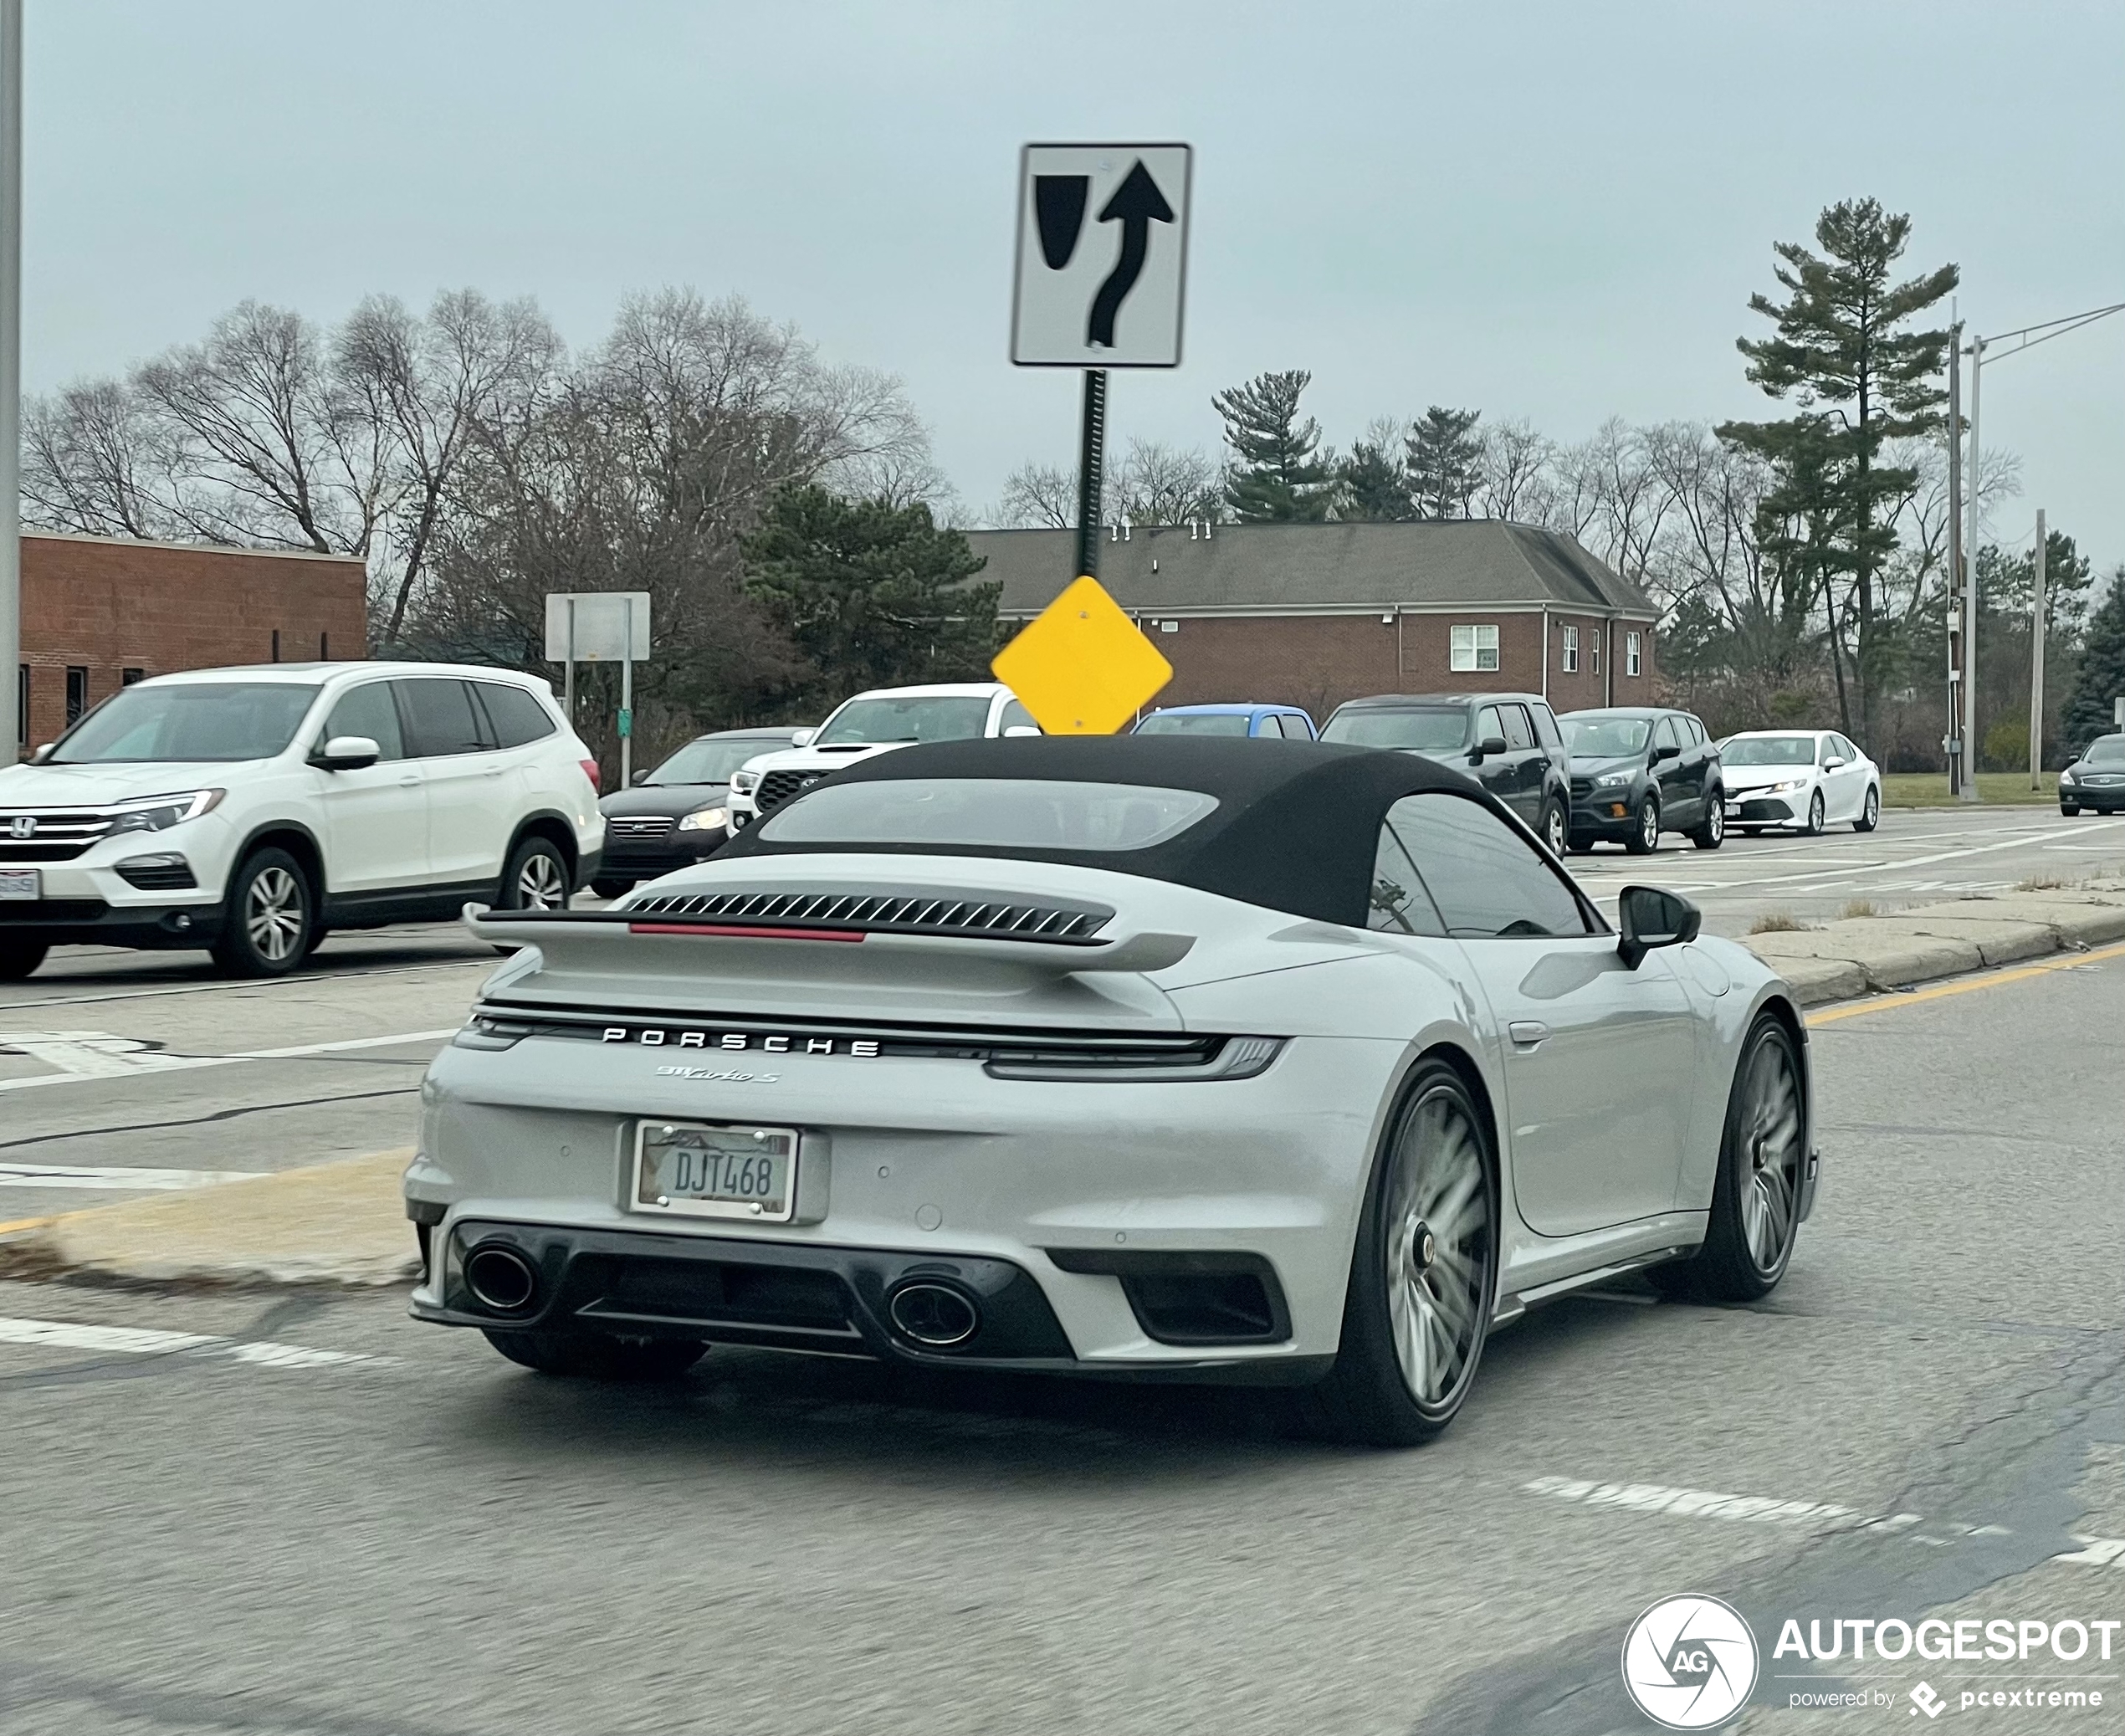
(602, 1027, 881, 1057)
(653, 1065, 781, 1083)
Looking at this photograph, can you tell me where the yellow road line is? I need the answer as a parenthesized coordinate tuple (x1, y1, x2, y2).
(0, 1215, 54, 1237)
(1807, 939, 2125, 1026)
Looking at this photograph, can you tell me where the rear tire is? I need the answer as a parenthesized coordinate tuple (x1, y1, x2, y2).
(1293, 1059, 1498, 1447)
(1689, 796, 1725, 850)
(2061, 804, 2081, 817)
(483, 1329, 706, 1381)
(1654, 1014, 1806, 1303)
(1853, 786, 1880, 832)
(0, 937, 48, 981)
(499, 837, 571, 912)
(591, 877, 635, 900)
(1625, 795, 1659, 854)
(1538, 799, 1567, 858)
(209, 848, 315, 978)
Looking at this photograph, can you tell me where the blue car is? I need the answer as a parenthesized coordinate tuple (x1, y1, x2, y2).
(1133, 703, 1318, 740)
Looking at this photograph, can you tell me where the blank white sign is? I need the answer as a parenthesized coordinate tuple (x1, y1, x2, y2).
(544, 591, 651, 663)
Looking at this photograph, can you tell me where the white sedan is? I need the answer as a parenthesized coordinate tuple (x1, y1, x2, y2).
(407, 737, 1817, 1447)
(1719, 730, 1882, 836)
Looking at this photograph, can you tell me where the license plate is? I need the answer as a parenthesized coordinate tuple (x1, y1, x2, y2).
(1723, 802, 1742, 817)
(0, 868, 38, 901)
(632, 1121, 797, 1221)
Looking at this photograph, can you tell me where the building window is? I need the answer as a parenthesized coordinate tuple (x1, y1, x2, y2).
(271, 629, 281, 663)
(14, 665, 24, 750)
(121, 667, 146, 686)
(1590, 631, 1601, 675)
(1450, 623, 1500, 673)
(1626, 631, 1642, 677)
(66, 667, 89, 725)
(1560, 624, 1579, 673)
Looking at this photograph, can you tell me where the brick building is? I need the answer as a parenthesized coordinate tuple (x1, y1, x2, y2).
(965, 520, 1660, 723)
(13, 532, 370, 754)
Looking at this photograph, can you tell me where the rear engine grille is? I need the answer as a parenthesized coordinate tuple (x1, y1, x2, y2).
(626, 887, 1114, 944)
(607, 817, 675, 842)
(0, 812, 116, 862)
(755, 769, 825, 813)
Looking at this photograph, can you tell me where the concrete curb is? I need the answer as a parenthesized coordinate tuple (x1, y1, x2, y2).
(0, 1148, 418, 1288)
(1738, 878, 2125, 1006)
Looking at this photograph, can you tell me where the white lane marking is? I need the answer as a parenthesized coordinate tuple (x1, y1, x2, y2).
(0, 1314, 391, 1370)
(0, 1161, 265, 1191)
(0, 956, 486, 1015)
(1523, 1476, 2122, 1569)
(0, 1026, 458, 1096)
(0, 1031, 200, 1078)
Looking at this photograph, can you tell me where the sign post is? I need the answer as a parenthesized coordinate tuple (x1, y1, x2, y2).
(1006, 143, 1191, 724)
(543, 591, 650, 781)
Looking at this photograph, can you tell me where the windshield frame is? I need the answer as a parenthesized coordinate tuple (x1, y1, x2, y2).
(1134, 712, 1254, 738)
(755, 776, 1221, 853)
(2082, 736, 2125, 766)
(44, 679, 325, 766)
(643, 735, 792, 786)
(1562, 717, 1651, 758)
(812, 694, 996, 748)
(1720, 734, 1820, 769)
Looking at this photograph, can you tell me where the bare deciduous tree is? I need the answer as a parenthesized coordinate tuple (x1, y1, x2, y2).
(992, 461, 1077, 529)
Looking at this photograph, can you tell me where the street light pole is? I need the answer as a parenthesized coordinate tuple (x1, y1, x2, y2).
(1960, 334, 1984, 801)
(0, 1, 19, 761)
(2029, 508, 2046, 790)
(1944, 325, 1964, 800)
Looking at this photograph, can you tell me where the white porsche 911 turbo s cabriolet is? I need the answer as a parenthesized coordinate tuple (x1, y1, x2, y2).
(407, 736, 1817, 1446)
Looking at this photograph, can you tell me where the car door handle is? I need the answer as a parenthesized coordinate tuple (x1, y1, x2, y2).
(397, 776, 421, 787)
(1509, 1020, 1549, 1048)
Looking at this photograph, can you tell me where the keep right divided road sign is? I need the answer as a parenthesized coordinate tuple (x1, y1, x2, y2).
(1011, 144, 1192, 368)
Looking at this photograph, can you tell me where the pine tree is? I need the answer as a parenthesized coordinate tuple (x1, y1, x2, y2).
(1339, 439, 1411, 520)
(1405, 407, 1482, 519)
(740, 486, 1001, 697)
(1211, 370, 1337, 522)
(2061, 571, 2125, 750)
(1718, 198, 1959, 745)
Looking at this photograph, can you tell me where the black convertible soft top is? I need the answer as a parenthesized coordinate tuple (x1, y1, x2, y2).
(717, 735, 1536, 929)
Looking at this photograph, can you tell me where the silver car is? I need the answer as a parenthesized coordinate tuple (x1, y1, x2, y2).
(407, 737, 1817, 1446)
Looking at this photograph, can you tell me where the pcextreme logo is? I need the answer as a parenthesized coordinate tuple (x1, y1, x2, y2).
(1621, 1595, 1759, 1729)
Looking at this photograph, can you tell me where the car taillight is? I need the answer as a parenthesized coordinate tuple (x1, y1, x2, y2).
(580, 757, 602, 794)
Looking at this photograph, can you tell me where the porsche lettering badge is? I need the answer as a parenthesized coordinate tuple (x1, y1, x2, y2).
(604, 1028, 880, 1057)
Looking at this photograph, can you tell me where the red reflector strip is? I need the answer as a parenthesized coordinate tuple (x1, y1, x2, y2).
(627, 923, 865, 943)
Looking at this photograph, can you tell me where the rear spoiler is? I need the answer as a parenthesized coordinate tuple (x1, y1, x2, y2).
(463, 904, 1196, 975)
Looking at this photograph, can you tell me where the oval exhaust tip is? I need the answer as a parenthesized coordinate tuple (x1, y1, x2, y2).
(464, 1244, 538, 1314)
(886, 1282, 980, 1349)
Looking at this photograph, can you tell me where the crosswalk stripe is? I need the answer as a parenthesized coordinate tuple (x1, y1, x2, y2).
(0, 1314, 391, 1369)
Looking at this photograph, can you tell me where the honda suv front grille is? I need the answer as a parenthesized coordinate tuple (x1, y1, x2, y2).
(624, 887, 1114, 944)
(0, 812, 117, 862)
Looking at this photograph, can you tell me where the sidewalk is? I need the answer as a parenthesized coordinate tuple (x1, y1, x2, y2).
(5, 877, 2124, 1292)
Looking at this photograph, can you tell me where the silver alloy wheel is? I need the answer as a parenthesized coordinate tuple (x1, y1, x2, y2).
(1861, 786, 1879, 829)
(1544, 804, 1566, 855)
(515, 851, 566, 910)
(1639, 797, 1660, 852)
(1807, 790, 1825, 834)
(1381, 1086, 1491, 1407)
(1736, 1031, 1805, 1276)
(1705, 801, 1724, 843)
(244, 866, 305, 963)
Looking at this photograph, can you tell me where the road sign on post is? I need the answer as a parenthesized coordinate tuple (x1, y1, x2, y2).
(992, 576, 1172, 735)
(1011, 145, 1191, 368)
(545, 591, 651, 786)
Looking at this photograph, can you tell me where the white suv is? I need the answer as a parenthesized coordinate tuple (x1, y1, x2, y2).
(723, 681, 1037, 837)
(0, 663, 605, 980)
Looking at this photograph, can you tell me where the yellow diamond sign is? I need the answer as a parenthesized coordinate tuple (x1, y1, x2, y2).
(991, 575, 1173, 735)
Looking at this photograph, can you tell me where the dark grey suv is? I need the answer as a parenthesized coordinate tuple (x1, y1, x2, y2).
(1321, 691, 1571, 854)
(1559, 706, 1723, 853)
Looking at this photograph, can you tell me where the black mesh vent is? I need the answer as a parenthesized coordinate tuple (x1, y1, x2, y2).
(755, 769, 825, 813)
(626, 888, 1114, 945)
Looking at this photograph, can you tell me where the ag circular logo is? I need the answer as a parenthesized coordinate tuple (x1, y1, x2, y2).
(1621, 1595, 1758, 1729)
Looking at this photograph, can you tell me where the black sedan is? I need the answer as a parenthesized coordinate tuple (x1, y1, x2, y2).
(2060, 733, 2125, 816)
(1559, 707, 1724, 853)
(592, 728, 801, 898)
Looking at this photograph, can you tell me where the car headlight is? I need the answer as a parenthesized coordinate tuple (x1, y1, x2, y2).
(109, 789, 225, 834)
(2059, 768, 2075, 785)
(676, 806, 728, 832)
(1760, 778, 1809, 794)
(1593, 771, 1634, 789)
(730, 771, 758, 795)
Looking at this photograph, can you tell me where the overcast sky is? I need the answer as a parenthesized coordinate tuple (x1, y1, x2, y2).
(25, 0, 2125, 574)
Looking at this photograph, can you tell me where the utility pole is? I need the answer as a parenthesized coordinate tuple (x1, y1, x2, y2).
(1960, 333, 1985, 801)
(1944, 324, 1964, 799)
(0, 2, 19, 762)
(2029, 508, 2046, 790)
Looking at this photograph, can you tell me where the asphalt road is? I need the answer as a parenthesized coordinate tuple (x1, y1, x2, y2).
(1, 914, 2120, 1733)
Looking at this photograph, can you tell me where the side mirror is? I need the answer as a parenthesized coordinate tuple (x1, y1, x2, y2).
(790, 728, 816, 748)
(29, 742, 54, 764)
(312, 734, 381, 771)
(1651, 743, 1680, 763)
(1472, 735, 1508, 762)
(629, 769, 650, 786)
(1617, 884, 1701, 970)
(1824, 755, 1847, 770)
(1002, 725, 1041, 738)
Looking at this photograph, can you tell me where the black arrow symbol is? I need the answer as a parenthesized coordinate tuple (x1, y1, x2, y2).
(1087, 160, 1175, 349)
